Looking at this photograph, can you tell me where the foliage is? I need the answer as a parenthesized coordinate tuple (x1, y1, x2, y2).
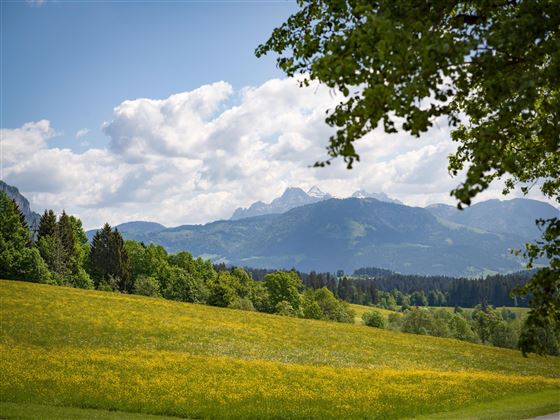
(299, 269, 532, 308)
(302, 298, 323, 320)
(89, 224, 131, 292)
(37, 210, 57, 240)
(515, 218, 560, 355)
(362, 310, 386, 328)
(264, 271, 303, 313)
(37, 209, 92, 289)
(275, 300, 298, 317)
(164, 267, 208, 303)
(471, 305, 500, 344)
(447, 313, 479, 343)
(229, 297, 256, 312)
(133, 275, 161, 297)
(0, 193, 50, 283)
(207, 271, 242, 307)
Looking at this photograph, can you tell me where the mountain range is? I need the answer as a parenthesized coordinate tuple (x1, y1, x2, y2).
(230, 186, 401, 220)
(426, 199, 558, 240)
(100, 195, 557, 277)
(2, 181, 557, 277)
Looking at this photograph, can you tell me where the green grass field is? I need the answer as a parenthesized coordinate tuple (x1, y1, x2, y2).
(349, 303, 394, 323)
(1, 280, 559, 419)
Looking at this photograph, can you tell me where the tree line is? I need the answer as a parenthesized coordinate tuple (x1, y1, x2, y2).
(361, 304, 559, 356)
(245, 266, 532, 309)
(0, 192, 354, 324)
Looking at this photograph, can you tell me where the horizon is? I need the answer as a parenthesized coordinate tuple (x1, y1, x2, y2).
(5, 179, 557, 230)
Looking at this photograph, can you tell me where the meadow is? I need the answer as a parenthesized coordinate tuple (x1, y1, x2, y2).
(1, 280, 559, 419)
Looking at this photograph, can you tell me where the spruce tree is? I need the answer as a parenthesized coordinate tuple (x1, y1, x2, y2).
(38, 210, 57, 240)
(0, 192, 50, 282)
(89, 224, 131, 292)
(110, 228, 132, 293)
(89, 223, 113, 288)
(58, 211, 76, 262)
(12, 199, 29, 231)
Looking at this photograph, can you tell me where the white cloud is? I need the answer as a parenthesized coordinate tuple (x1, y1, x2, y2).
(2, 78, 555, 229)
(76, 128, 89, 139)
(1, 120, 54, 165)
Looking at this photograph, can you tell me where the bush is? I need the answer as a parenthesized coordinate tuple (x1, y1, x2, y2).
(67, 268, 94, 289)
(387, 312, 404, 330)
(164, 267, 208, 303)
(275, 300, 297, 317)
(490, 321, 519, 349)
(302, 300, 324, 320)
(97, 276, 118, 292)
(362, 310, 386, 328)
(229, 297, 255, 311)
(310, 287, 355, 323)
(133, 275, 161, 297)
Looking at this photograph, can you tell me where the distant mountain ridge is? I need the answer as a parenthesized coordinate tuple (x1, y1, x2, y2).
(89, 197, 557, 277)
(351, 190, 403, 205)
(230, 186, 401, 220)
(230, 186, 332, 220)
(1, 181, 41, 229)
(426, 198, 559, 240)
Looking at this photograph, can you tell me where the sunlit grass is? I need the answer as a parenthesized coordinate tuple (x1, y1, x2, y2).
(349, 303, 394, 323)
(1, 280, 559, 419)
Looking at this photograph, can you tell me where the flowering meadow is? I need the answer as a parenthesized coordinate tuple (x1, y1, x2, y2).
(1, 280, 559, 419)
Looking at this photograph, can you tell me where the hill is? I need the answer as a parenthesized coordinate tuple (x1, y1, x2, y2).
(99, 198, 532, 277)
(1, 280, 558, 419)
(426, 198, 559, 240)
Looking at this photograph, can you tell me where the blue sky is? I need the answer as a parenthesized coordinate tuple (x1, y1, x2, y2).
(2, 1, 295, 150)
(2, 1, 552, 228)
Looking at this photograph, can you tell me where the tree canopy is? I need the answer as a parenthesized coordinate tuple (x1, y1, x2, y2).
(257, 0, 559, 354)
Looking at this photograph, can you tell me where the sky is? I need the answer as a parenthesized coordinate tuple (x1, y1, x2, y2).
(1, 0, 555, 229)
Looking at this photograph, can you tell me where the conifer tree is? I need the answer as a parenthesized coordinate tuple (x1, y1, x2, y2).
(0, 192, 50, 282)
(58, 211, 76, 261)
(89, 223, 113, 288)
(89, 223, 131, 292)
(38, 210, 57, 240)
(110, 228, 132, 293)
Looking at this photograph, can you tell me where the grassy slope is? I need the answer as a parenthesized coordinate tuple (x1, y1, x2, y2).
(1, 280, 559, 419)
(349, 303, 394, 323)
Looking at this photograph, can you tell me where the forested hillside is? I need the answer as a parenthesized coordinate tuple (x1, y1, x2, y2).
(96, 198, 536, 277)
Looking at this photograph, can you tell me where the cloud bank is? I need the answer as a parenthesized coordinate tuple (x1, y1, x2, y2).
(1, 77, 548, 229)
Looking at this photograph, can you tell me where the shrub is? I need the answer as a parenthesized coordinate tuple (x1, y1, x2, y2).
(362, 310, 386, 328)
(164, 267, 208, 303)
(229, 297, 255, 312)
(67, 268, 94, 289)
(387, 312, 404, 330)
(133, 275, 161, 297)
(302, 300, 324, 320)
(275, 300, 297, 317)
